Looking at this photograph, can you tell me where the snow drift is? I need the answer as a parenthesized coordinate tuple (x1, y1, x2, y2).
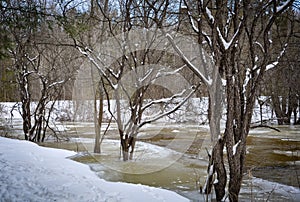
(0, 137, 188, 202)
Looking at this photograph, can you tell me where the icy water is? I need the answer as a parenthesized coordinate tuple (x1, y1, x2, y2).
(3, 120, 300, 201)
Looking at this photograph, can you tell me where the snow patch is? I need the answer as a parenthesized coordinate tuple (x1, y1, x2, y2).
(266, 61, 279, 71)
(205, 7, 214, 23)
(0, 137, 188, 202)
(233, 140, 241, 156)
(209, 164, 214, 175)
(276, 0, 293, 12)
(213, 178, 219, 184)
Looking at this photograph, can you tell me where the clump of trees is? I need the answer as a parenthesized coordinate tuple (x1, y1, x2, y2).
(262, 9, 300, 125)
(173, 1, 296, 201)
(67, 0, 200, 160)
(1, 1, 82, 141)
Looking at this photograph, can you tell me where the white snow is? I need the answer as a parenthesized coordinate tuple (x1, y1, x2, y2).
(0, 94, 281, 130)
(209, 164, 214, 175)
(266, 61, 279, 71)
(189, 14, 199, 32)
(221, 78, 226, 86)
(205, 7, 214, 23)
(48, 80, 65, 88)
(233, 140, 241, 156)
(217, 27, 231, 50)
(276, 0, 293, 12)
(243, 68, 251, 93)
(254, 41, 264, 53)
(217, 25, 241, 50)
(202, 31, 212, 46)
(266, 43, 287, 71)
(0, 137, 188, 202)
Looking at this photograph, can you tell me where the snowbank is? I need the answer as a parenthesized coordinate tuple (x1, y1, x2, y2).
(0, 137, 188, 202)
(0, 96, 278, 124)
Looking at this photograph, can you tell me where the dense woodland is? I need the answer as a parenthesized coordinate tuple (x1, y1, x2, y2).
(0, 0, 299, 201)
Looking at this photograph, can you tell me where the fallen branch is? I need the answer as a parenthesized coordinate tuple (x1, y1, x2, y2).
(250, 124, 280, 132)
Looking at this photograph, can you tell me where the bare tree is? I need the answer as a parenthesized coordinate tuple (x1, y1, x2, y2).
(154, 0, 296, 201)
(89, 0, 110, 153)
(66, 0, 199, 160)
(263, 10, 300, 125)
(57, 0, 112, 153)
(4, 0, 81, 142)
(75, 31, 199, 160)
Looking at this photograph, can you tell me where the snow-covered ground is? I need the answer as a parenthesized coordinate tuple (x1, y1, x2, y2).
(0, 96, 280, 125)
(0, 136, 188, 202)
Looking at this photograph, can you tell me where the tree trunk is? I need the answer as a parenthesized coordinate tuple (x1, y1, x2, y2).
(271, 94, 288, 125)
(204, 138, 227, 201)
(129, 136, 136, 160)
(121, 138, 129, 161)
(227, 135, 246, 202)
(93, 88, 103, 153)
(120, 136, 136, 161)
(19, 71, 32, 140)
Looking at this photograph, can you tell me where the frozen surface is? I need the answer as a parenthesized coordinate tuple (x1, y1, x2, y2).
(0, 137, 188, 202)
(240, 177, 300, 202)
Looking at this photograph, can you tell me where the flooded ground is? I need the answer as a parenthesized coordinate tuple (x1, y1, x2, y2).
(2, 120, 300, 201)
(246, 126, 300, 189)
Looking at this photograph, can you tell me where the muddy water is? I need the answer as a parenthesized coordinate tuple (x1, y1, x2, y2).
(38, 123, 300, 201)
(246, 126, 300, 188)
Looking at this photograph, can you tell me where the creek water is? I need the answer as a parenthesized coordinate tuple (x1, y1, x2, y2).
(3, 120, 299, 201)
